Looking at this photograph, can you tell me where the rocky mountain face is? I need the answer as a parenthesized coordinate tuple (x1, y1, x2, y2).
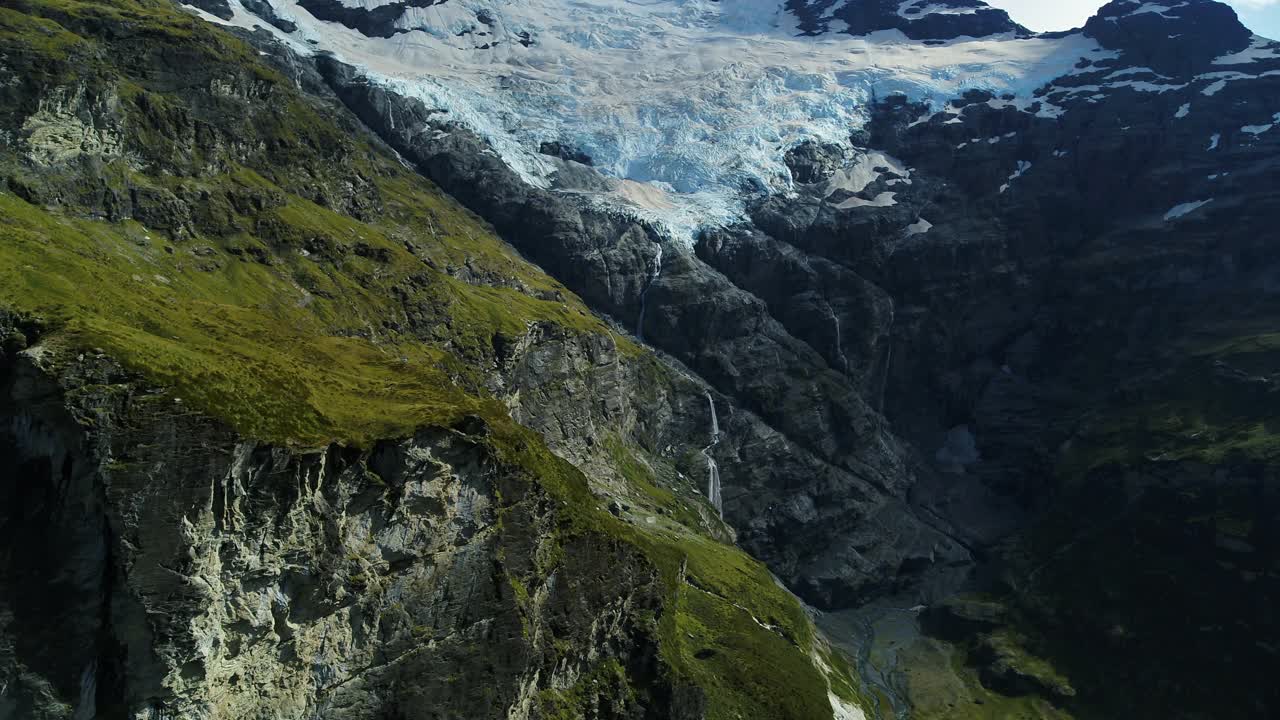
(752, 2, 1280, 714)
(307, 55, 968, 614)
(787, 0, 1026, 39)
(0, 1, 864, 718)
(2, 0, 1278, 718)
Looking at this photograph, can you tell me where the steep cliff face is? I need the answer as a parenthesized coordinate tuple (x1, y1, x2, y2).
(305, 52, 970, 613)
(719, 3, 1280, 715)
(4, 0, 1278, 717)
(0, 339, 669, 720)
(162, 0, 1280, 717)
(0, 1, 864, 718)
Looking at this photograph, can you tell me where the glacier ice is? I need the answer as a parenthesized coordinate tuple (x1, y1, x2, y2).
(191, 0, 1113, 243)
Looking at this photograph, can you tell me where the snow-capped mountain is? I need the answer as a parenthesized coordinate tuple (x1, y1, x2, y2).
(188, 0, 1275, 243)
(3, 0, 1277, 716)
(178, 1, 1280, 715)
(185, 0, 1119, 238)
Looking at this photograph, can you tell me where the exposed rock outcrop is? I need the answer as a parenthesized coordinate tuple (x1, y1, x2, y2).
(0, 4, 863, 718)
(787, 0, 1026, 40)
(0, 336, 670, 720)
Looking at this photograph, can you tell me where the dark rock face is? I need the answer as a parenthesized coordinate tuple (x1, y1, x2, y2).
(308, 53, 973, 610)
(539, 141, 593, 166)
(239, 0, 297, 32)
(781, 8, 1278, 712)
(283, 1, 1280, 713)
(784, 140, 846, 184)
(0, 336, 672, 719)
(183, 0, 233, 20)
(1020, 462, 1280, 717)
(787, 0, 1025, 40)
(292, 0, 446, 38)
(0, 7, 863, 717)
(1085, 0, 1253, 74)
(7, 0, 1280, 716)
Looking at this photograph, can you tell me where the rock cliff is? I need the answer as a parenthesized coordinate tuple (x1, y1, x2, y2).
(3, 0, 1278, 718)
(0, 1, 863, 717)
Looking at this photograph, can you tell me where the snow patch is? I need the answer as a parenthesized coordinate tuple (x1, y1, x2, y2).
(1175, 103, 1190, 118)
(836, 192, 898, 209)
(897, 1, 980, 20)
(1240, 112, 1280, 136)
(906, 217, 933, 235)
(1214, 35, 1280, 66)
(826, 151, 910, 210)
(1164, 199, 1212, 221)
(829, 691, 868, 720)
(1122, 2, 1190, 19)
(999, 160, 1032, 194)
(1197, 69, 1280, 97)
(1202, 79, 1230, 96)
(1103, 66, 1168, 80)
(1038, 77, 1186, 103)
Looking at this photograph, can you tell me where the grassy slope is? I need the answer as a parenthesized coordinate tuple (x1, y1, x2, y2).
(0, 0, 862, 717)
(1056, 310, 1280, 478)
(945, 307, 1280, 719)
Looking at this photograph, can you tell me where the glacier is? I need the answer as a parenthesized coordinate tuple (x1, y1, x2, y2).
(193, 0, 1113, 242)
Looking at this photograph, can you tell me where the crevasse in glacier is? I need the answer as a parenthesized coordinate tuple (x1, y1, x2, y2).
(194, 0, 1112, 241)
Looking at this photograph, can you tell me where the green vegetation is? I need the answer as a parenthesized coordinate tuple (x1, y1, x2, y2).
(604, 434, 711, 532)
(975, 630, 1074, 699)
(978, 318, 1280, 720)
(667, 588, 829, 719)
(899, 638, 1072, 720)
(536, 658, 635, 720)
(492, 422, 849, 720)
(6, 0, 247, 59)
(818, 641, 878, 713)
(593, 436, 853, 719)
(0, 0, 864, 716)
(1058, 322, 1279, 480)
(0, 5, 82, 60)
(1, 189, 540, 445)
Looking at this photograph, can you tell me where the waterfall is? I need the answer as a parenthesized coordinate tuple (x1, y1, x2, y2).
(826, 302, 849, 375)
(706, 454, 722, 516)
(73, 660, 96, 720)
(878, 341, 892, 412)
(636, 243, 663, 341)
(702, 391, 723, 517)
(706, 390, 719, 442)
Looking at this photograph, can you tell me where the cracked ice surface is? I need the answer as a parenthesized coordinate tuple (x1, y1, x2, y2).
(196, 0, 1107, 242)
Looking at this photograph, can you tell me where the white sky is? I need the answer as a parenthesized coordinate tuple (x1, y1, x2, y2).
(985, 0, 1280, 38)
(983, 0, 1103, 31)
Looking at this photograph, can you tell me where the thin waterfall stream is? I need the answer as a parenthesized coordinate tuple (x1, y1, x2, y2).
(702, 390, 722, 517)
(73, 660, 96, 720)
(636, 243, 663, 341)
(826, 301, 850, 375)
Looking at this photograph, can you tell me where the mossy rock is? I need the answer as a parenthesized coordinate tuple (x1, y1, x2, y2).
(973, 631, 1075, 701)
(0, 0, 865, 716)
